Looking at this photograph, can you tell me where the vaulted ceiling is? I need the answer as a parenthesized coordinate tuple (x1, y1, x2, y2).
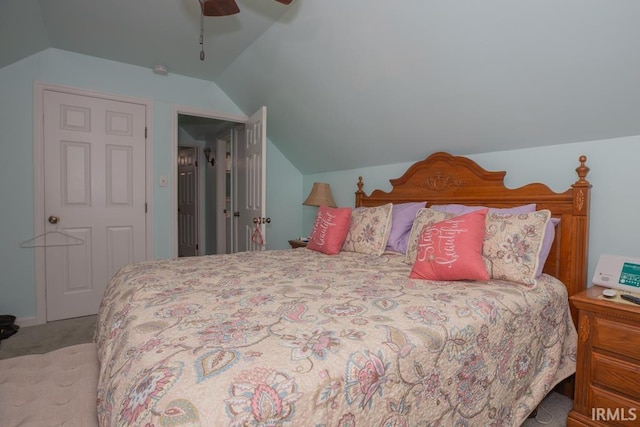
(3, 0, 640, 173)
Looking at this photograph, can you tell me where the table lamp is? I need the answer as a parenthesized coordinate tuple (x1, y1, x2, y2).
(303, 182, 336, 208)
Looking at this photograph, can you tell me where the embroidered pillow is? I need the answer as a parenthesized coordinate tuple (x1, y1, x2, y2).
(307, 206, 352, 255)
(483, 210, 551, 286)
(342, 203, 393, 256)
(405, 208, 454, 264)
(410, 209, 490, 281)
(385, 202, 426, 254)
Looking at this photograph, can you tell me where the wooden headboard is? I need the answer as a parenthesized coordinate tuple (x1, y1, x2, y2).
(355, 152, 591, 305)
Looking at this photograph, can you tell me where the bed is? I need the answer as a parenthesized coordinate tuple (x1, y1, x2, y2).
(94, 152, 591, 426)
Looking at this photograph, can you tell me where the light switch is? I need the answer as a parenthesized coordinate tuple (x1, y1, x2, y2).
(159, 176, 168, 187)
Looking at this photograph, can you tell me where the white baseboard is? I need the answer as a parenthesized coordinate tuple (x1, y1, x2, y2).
(15, 316, 40, 328)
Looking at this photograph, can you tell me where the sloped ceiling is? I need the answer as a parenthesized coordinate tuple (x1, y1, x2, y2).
(3, 0, 640, 174)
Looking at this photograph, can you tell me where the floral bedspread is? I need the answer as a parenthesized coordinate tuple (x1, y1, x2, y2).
(95, 249, 577, 427)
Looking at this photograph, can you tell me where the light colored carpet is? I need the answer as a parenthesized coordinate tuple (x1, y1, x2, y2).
(0, 315, 573, 426)
(522, 391, 574, 426)
(0, 315, 96, 360)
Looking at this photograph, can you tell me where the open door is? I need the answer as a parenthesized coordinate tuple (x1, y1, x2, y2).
(235, 107, 267, 252)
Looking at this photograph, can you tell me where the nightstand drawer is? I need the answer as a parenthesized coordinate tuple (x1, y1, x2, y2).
(592, 352, 640, 399)
(592, 317, 640, 360)
(589, 386, 640, 426)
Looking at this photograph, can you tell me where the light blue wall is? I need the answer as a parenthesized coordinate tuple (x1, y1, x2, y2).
(0, 54, 40, 321)
(3, 46, 635, 322)
(267, 139, 303, 248)
(304, 137, 640, 285)
(0, 48, 301, 320)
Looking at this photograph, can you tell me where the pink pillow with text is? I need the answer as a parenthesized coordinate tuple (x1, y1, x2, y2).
(410, 209, 489, 281)
(307, 206, 352, 255)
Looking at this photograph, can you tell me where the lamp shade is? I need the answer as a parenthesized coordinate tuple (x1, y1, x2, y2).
(303, 182, 336, 208)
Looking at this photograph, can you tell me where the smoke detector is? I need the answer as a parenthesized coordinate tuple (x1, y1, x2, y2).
(153, 65, 169, 76)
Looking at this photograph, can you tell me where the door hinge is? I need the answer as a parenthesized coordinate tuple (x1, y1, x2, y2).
(195, 161, 198, 167)
(196, 244, 199, 250)
(145, 202, 147, 213)
(145, 126, 148, 139)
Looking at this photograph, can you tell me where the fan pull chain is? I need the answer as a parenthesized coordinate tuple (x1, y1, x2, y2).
(199, 9, 205, 61)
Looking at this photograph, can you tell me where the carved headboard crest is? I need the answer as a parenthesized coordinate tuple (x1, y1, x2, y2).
(422, 170, 464, 192)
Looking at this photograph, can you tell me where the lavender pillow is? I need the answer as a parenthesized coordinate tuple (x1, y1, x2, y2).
(385, 202, 426, 254)
(536, 217, 560, 277)
(429, 203, 537, 215)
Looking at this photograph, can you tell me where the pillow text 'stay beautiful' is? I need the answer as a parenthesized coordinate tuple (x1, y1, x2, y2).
(410, 209, 490, 281)
(307, 206, 352, 255)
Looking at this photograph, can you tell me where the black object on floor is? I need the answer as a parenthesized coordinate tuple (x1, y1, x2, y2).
(0, 315, 19, 341)
(0, 314, 16, 325)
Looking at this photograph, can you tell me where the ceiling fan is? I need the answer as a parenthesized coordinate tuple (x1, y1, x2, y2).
(196, 0, 294, 60)
(200, 0, 293, 17)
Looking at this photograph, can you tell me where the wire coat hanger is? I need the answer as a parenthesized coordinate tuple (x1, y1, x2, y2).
(21, 229, 85, 248)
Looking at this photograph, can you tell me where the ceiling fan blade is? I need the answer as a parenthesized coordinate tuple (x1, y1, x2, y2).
(274, 0, 294, 4)
(201, 0, 240, 16)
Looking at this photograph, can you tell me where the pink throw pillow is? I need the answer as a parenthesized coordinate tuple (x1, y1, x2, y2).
(307, 205, 352, 255)
(409, 209, 489, 281)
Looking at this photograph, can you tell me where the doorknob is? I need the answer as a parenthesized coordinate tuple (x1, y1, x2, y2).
(253, 217, 272, 224)
(48, 215, 59, 224)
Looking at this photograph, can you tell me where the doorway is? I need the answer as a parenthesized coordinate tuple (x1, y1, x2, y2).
(173, 106, 267, 258)
(177, 114, 235, 256)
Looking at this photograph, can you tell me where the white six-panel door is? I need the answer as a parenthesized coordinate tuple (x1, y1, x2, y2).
(43, 89, 147, 321)
(236, 107, 266, 252)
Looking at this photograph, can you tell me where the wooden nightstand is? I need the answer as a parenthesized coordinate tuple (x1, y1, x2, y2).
(567, 286, 640, 426)
(288, 239, 308, 249)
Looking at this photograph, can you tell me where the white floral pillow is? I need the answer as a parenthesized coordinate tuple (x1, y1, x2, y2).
(483, 209, 551, 286)
(404, 208, 454, 264)
(342, 203, 393, 256)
